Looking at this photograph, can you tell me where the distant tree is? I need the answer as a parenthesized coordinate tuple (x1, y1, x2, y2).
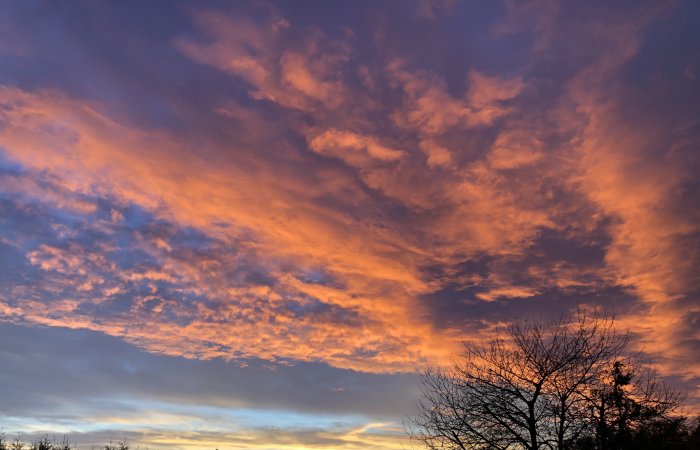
(53, 436, 71, 450)
(10, 436, 24, 450)
(573, 414, 699, 450)
(26, 435, 73, 450)
(407, 313, 688, 450)
(0, 435, 137, 450)
(616, 415, 693, 450)
(578, 359, 686, 450)
(687, 418, 700, 448)
(103, 440, 128, 450)
(30, 435, 53, 450)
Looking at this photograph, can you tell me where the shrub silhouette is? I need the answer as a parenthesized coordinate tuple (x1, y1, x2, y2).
(0, 435, 133, 450)
(103, 440, 129, 450)
(10, 436, 24, 450)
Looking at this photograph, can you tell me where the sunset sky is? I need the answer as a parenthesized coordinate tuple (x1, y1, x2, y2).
(1, 1, 699, 449)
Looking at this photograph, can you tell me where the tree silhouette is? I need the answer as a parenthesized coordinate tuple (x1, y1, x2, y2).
(575, 359, 687, 450)
(0, 435, 131, 450)
(407, 313, 690, 450)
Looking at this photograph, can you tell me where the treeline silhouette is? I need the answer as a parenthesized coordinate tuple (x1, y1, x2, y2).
(409, 314, 700, 450)
(0, 434, 133, 450)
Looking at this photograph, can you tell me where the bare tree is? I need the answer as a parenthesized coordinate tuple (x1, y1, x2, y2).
(407, 313, 683, 450)
(10, 436, 24, 450)
(103, 440, 128, 450)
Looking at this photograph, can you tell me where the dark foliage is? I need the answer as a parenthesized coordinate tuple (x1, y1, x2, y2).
(0, 435, 133, 450)
(573, 416, 700, 450)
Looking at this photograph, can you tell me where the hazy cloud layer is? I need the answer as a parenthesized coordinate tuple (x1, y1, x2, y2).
(0, 323, 414, 449)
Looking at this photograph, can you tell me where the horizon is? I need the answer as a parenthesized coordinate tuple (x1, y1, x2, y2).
(0, 1, 699, 449)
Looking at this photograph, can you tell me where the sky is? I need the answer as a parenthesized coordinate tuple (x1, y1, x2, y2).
(0, 0, 699, 449)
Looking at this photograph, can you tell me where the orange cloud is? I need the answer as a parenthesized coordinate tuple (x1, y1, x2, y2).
(0, 85, 459, 372)
(176, 11, 348, 112)
(487, 129, 543, 170)
(1, 4, 698, 397)
(419, 140, 452, 168)
(309, 129, 404, 167)
(388, 62, 523, 135)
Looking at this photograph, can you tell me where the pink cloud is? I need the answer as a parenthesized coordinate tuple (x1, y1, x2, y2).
(0, 4, 697, 392)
